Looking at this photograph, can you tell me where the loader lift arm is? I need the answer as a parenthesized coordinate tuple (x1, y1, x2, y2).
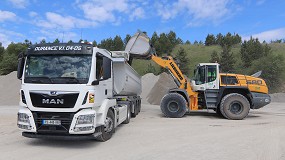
(151, 55, 199, 110)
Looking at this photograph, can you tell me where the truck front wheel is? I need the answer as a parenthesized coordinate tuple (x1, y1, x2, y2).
(96, 109, 115, 142)
(220, 93, 250, 120)
(160, 93, 187, 118)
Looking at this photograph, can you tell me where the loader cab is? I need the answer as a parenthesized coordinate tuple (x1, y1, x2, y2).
(192, 63, 220, 91)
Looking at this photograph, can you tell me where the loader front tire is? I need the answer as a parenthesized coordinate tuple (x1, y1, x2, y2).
(160, 93, 187, 118)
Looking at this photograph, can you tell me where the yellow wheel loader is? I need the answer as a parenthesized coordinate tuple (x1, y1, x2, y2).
(129, 32, 271, 120)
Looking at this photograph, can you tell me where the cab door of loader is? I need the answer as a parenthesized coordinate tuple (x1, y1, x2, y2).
(192, 64, 219, 91)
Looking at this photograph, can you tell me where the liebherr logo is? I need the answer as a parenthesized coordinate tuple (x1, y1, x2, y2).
(42, 99, 64, 104)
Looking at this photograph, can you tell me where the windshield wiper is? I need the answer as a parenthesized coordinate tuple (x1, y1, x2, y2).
(52, 77, 80, 84)
(25, 76, 53, 84)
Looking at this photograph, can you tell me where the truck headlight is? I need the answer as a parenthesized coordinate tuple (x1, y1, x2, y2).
(17, 113, 31, 130)
(76, 114, 94, 125)
(18, 113, 30, 123)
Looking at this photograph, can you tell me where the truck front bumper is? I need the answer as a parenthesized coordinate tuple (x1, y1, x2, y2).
(251, 92, 271, 109)
(22, 132, 102, 140)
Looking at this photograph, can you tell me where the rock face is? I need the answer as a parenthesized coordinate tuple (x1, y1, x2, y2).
(0, 72, 21, 106)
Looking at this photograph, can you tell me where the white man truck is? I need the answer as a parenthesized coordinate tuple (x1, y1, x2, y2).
(16, 35, 150, 141)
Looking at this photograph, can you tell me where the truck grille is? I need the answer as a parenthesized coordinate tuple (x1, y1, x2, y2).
(33, 112, 75, 134)
(30, 92, 79, 108)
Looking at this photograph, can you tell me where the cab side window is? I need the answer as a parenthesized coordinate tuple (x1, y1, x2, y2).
(96, 54, 103, 80)
(207, 65, 217, 82)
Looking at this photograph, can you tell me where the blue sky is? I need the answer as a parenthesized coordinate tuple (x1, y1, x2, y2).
(0, 0, 285, 47)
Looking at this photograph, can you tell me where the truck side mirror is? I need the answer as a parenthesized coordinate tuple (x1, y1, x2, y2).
(17, 52, 25, 80)
(103, 57, 111, 80)
(91, 80, 99, 85)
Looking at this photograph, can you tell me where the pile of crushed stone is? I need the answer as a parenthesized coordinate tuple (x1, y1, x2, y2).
(0, 72, 21, 106)
(141, 72, 177, 105)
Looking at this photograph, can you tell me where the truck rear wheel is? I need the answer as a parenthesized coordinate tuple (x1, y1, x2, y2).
(220, 93, 250, 120)
(96, 109, 115, 142)
(131, 102, 136, 118)
(160, 93, 187, 118)
(123, 104, 131, 124)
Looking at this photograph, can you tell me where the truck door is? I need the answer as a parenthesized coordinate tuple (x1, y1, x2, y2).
(94, 53, 112, 106)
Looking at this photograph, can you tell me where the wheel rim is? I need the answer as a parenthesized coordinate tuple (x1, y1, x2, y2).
(229, 101, 243, 115)
(167, 101, 179, 113)
(104, 117, 113, 133)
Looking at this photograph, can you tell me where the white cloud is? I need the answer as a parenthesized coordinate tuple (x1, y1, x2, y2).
(7, 0, 29, 8)
(0, 28, 24, 47)
(38, 29, 78, 43)
(0, 10, 16, 22)
(243, 28, 285, 42)
(37, 12, 97, 29)
(156, 0, 236, 26)
(77, 0, 146, 24)
(0, 33, 11, 48)
(78, 0, 128, 23)
(129, 7, 145, 21)
(29, 11, 38, 17)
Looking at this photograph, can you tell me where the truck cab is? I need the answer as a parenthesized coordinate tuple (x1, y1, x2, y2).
(17, 43, 142, 141)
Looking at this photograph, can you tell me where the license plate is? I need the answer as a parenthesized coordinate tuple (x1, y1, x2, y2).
(42, 120, 61, 125)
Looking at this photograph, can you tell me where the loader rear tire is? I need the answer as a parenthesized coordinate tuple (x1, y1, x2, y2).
(220, 93, 250, 120)
(160, 93, 187, 118)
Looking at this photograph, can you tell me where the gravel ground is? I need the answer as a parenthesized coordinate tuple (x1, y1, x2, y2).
(1, 103, 285, 160)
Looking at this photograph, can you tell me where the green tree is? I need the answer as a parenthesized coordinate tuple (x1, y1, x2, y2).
(67, 40, 73, 44)
(193, 40, 198, 45)
(216, 33, 223, 45)
(0, 42, 4, 62)
(53, 38, 60, 43)
(0, 43, 27, 75)
(113, 35, 124, 50)
(151, 32, 158, 45)
(92, 40, 97, 47)
(250, 54, 285, 92)
(124, 34, 131, 46)
(40, 39, 46, 44)
(240, 37, 269, 68)
(98, 38, 113, 50)
(185, 40, 191, 45)
(23, 39, 32, 47)
(219, 46, 236, 72)
(205, 34, 215, 46)
(210, 50, 220, 63)
(175, 47, 190, 74)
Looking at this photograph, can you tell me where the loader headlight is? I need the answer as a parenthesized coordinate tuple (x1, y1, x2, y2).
(76, 114, 94, 125)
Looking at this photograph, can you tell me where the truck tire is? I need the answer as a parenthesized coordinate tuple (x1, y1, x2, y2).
(220, 93, 250, 120)
(160, 93, 187, 118)
(131, 102, 136, 118)
(96, 109, 115, 142)
(123, 104, 131, 124)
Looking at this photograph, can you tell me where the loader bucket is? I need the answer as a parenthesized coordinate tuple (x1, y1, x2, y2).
(125, 32, 152, 59)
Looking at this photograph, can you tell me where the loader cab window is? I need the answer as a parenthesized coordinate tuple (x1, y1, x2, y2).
(194, 65, 217, 85)
(194, 66, 206, 85)
(207, 65, 217, 82)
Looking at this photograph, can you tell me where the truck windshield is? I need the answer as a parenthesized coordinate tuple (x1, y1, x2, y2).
(24, 54, 92, 84)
